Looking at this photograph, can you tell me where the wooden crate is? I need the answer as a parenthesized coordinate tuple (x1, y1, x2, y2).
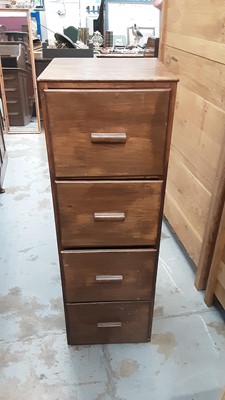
(160, 0, 225, 290)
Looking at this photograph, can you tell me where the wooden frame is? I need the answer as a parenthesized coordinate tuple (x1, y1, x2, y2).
(0, 8, 41, 134)
(205, 201, 225, 308)
(0, 57, 8, 193)
(0, 57, 9, 133)
(127, 26, 156, 45)
(33, 0, 45, 11)
(195, 133, 225, 289)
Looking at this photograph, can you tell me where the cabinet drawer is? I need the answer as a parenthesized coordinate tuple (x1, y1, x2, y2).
(62, 249, 157, 302)
(5, 87, 21, 100)
(6, 99, 22, 114)
(56, 180, 163, 248)
(66, 301, 151, 344)
(45, 89, 170, 178)
(4, 74, 20, 89)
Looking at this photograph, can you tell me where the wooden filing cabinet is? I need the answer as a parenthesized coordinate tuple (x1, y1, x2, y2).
(38, 58, 178, 345)
(1, 41, 34, 126)
(3, 69, 32, 126)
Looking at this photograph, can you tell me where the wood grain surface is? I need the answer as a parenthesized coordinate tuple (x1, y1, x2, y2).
(45, 89, 170, 178)
(38, 58, 178, 83)
(66, 301, 151, 344)
(56, 180, 163, 248)
(160, 0, 225, 289)
(61, 249, 157, 302)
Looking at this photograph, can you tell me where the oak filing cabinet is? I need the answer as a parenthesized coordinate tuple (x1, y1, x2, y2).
(38, 58, 178, 344)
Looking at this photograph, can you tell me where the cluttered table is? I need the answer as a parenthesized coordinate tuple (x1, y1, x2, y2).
(34, 47, 155, 60)
(95, 48, 154, 57)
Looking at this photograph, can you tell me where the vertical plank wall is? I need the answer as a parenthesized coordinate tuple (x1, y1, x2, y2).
(159, 0, 225, 289)
(205, 201, 225, 308)
(216, 246, 225, 308)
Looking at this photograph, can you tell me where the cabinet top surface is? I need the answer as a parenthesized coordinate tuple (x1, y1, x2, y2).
(37, 58, 178, 83)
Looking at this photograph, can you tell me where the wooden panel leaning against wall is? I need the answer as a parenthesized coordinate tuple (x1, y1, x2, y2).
(205, 201, 225, 310)
(159, 0, 225, 291)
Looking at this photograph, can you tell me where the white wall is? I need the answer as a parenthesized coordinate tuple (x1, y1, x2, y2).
(43, 1, 160, 44)
(44, 0, 83, 42)
(107, 3, 160, 44)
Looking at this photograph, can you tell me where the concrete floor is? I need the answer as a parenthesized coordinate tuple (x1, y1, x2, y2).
(0, 133, 225, 400)
(8, 118, 39, 134)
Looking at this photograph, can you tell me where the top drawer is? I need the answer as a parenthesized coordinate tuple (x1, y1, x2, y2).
(44, 89, 170, 178)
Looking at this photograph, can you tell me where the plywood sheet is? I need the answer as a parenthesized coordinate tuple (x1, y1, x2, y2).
(171, 85, 225, 192)
(217, 260, 225, 290)
(204, 201, 225, 305)
(164, 190, 201, 266)
(215, 281, 225, 309)
(165, 32, 225, 65)
(166, 146, 211, 239)
(163, 46, 225, 112)
(166, 0, 225, 43)
(222, 245, 225, 264)
(161, 0, 225, 290)
(164, 145, 211, 264)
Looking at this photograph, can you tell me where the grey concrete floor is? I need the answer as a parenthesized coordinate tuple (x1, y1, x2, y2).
(0, 133, 225, 400)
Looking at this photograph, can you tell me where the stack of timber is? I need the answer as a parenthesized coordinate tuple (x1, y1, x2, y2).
(159, 0, 225, 307)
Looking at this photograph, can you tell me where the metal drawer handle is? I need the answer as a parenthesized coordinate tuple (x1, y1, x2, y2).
(7, 100, 18, 104)
(97, 322, 122, 328)
(94, 212, 125, 222)
(91, 132, 127, 143)
(4, 76, 16, 81)
(5, 88, 17, 92)
(96, 275, 123, 283)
